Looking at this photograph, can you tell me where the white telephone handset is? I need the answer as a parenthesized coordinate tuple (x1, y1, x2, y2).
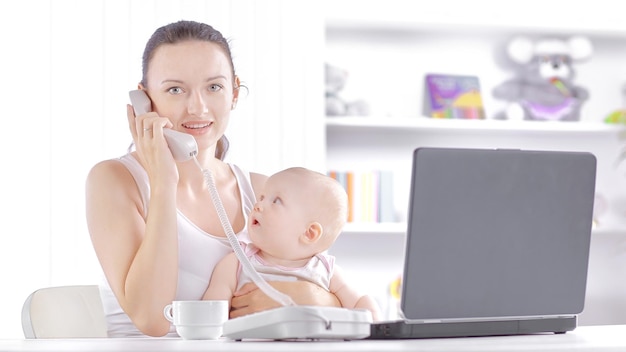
(129, 90, 198, 161)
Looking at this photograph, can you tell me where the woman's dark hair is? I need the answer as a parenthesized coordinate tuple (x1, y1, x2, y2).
(141, 20, 236, 160)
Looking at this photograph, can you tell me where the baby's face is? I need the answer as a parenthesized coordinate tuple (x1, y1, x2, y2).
(247, 171, 313, 259)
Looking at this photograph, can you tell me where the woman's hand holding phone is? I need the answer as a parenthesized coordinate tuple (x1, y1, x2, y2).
(127, 91, 179, 186)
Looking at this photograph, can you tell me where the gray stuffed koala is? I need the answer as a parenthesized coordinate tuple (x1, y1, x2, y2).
(493, 36, 593, 121)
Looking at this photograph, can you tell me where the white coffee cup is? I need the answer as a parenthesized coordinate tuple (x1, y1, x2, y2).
(163, 300, 229, 340)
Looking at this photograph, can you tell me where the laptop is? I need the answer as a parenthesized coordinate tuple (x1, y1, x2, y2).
(369, 147, 597, 339)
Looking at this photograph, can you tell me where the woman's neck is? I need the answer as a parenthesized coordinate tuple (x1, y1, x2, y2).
(177, 150, 222, 190)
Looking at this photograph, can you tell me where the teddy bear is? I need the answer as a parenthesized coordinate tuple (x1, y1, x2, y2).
(325, 62, 369, 117)
(492, 35, 593, 121)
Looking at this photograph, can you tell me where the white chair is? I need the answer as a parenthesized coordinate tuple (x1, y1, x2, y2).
(21, 285, 108, 338)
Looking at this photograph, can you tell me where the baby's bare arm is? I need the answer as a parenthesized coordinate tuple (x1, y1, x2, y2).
(329, 266, 382, 321)
(202, 253, 239, 304)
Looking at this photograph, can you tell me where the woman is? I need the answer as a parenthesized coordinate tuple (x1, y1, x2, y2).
(86, 20, 338, 337)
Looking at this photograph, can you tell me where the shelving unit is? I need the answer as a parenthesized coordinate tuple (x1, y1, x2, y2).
(323, 6, 626, 234)
(322, 4, 626, 321)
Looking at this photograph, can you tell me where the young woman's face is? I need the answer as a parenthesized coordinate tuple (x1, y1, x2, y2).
(144, 40, 237, 152)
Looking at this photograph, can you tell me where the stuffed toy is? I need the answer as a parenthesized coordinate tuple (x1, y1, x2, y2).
(325, 62, 369, 116)
(493, 36, 593, 121)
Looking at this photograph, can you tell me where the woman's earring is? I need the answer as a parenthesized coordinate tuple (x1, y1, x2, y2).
(231, 99, 238, 110)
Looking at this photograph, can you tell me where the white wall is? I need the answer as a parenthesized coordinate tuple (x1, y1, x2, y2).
(0, 0, 323, 339)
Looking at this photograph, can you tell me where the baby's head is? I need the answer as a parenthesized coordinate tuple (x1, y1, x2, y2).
(247, 167, 348, 261)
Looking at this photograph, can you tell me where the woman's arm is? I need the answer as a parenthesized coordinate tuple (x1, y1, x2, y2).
(85, 105, 180, 337)
(86, 159, 178, 336)
(202, 253, 239, 303)
(229, 281, 340, 318)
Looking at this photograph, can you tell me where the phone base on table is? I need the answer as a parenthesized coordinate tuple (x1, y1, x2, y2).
(222, 306, 372, 341)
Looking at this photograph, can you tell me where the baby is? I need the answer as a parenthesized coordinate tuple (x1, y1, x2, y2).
(202, 167, 381, 321)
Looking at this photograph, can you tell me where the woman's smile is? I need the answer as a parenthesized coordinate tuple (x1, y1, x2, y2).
(181, 121, 212, 135)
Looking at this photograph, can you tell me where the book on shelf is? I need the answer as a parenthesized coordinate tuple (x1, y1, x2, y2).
(423, 73, 485, 119)
(328, 170, 395, 223)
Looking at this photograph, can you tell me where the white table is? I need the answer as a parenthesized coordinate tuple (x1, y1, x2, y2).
(1, 325, 625, 352)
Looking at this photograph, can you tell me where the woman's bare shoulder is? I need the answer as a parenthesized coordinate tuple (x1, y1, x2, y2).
(86, 158, 138, 195)
(248, 171, 268, 198)
(86, 158, 144, 228)
(87, 158, 127, 182)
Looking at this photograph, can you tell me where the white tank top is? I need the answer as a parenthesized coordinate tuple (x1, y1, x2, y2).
(98, 153, 255, 337)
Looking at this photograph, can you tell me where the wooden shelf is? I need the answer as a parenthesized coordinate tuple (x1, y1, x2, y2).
(325, 9, 626, 241)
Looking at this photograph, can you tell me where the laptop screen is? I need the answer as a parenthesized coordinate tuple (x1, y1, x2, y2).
(401, 148, 596, 321)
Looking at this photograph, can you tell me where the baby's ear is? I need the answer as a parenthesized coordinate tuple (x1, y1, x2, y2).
(303, 222, 323, 244)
